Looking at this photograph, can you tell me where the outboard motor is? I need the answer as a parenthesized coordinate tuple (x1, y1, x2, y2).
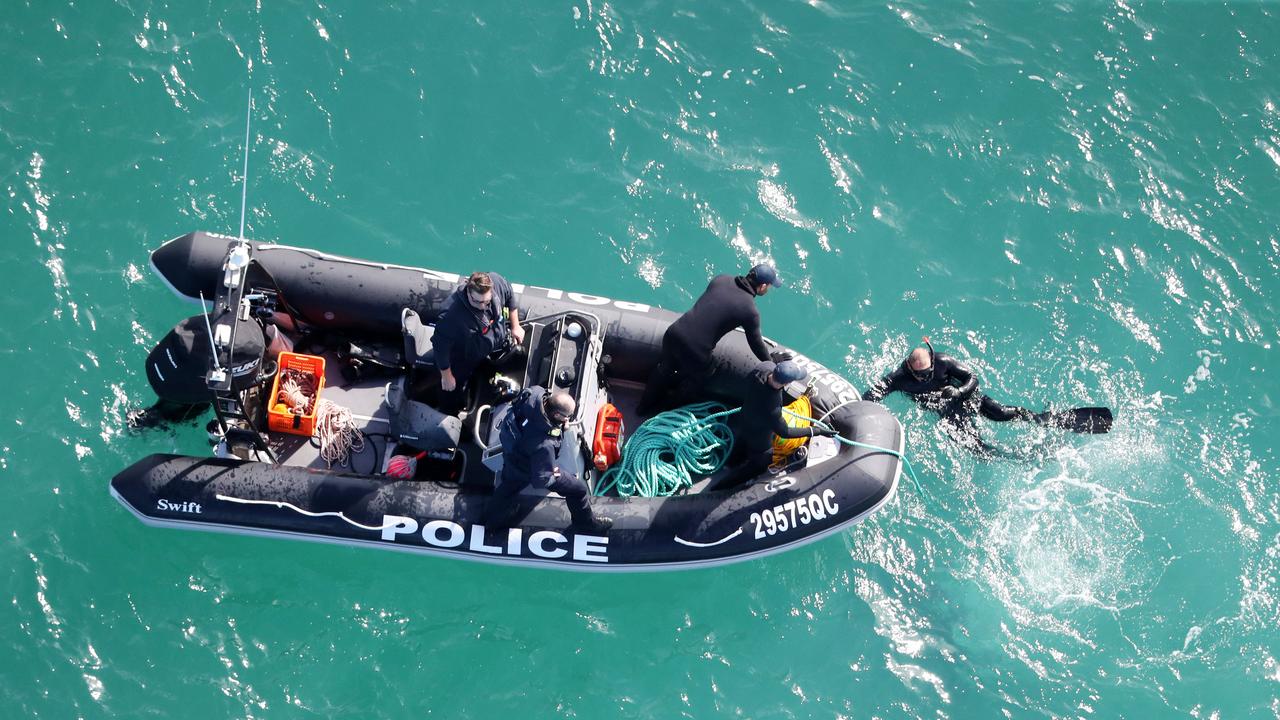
(129, 313, 266, 429)
(130, 239, 274, 449)
(145, 314, 265, 403)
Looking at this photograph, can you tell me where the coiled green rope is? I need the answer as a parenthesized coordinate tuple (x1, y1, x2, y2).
(593, 403, 740, 497)
(591, 403, 927, 504)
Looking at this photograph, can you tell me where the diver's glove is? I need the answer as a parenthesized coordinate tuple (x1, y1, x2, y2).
(770, 349, 794, 363)
(940, 386, 960, 399)
(812, 426, 839, 438)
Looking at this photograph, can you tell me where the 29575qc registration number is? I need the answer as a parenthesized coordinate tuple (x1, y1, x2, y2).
(750, 489, 840, 540)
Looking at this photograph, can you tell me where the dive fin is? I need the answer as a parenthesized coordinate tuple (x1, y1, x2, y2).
(1033, 407, 1113, 434)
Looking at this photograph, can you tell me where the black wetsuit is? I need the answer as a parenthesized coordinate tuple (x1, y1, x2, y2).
(639, 274, 771, 414)
(483, 387, 595, 528)
(863, 353, 1031, 420)
(863, 354, 1032, 455)
(706, 362, 815, 492)
(431, 272, 517, 412)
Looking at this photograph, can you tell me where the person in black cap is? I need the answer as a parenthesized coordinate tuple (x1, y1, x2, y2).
(483, 386, 612, 533)
(432, 271, 525, 414)
(863, 338, 1113, 456)
(637, 263, 782, 416)
(705, 360, 837, 492)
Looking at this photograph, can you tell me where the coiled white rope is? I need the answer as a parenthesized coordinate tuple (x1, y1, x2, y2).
(314, 399, 364, 468)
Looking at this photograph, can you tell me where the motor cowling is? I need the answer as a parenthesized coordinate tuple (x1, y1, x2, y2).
(145, 314, 265, 403)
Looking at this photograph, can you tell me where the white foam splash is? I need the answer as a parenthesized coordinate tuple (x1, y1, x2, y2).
(636, 256, 664, 288)
(1183, 349, 1217, 394)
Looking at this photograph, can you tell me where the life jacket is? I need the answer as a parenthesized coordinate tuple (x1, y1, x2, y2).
(771, 394, 812, 465)
(592, 403, 625, 471)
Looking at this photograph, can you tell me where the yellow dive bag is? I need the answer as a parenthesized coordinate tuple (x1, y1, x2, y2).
(771, 394, 812, 465)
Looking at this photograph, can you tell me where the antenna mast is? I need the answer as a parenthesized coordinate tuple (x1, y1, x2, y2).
(238, 88, 253, 239)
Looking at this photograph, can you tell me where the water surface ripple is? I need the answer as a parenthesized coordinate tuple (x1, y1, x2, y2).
(1, 2, 1277, 717)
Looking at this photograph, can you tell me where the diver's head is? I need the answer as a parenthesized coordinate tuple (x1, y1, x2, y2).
(543, 391, 576, 424)
(907, 347, 934, 382)
(747, 263, 781, 296)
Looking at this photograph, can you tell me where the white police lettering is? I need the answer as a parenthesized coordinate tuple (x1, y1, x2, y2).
(468, 525, 503, 554)
(157, 499, 202, 514)
(789, 353, 858, 403)
(573, 534, 609, 563)
(507, 283, 650, 313)
(528, 530, 568, 558)
(379, 515, 609, 562)
(422, 270, 461, 284)
(423, 520, 464, 548)
(526, 285, 564, 300)
(749, 490, 840, 540)
(566, 292, 610, 306)
(396, 268, 658, 313)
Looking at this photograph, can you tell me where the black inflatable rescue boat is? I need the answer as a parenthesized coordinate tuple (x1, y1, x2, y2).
(111, 232, 904, 571)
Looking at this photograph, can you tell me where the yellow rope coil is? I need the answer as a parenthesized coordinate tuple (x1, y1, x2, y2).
(771, 394, 812, 465)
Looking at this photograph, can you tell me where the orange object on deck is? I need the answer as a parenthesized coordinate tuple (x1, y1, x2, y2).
(267, 351, 326, 436)
(592, 402, 625, 471)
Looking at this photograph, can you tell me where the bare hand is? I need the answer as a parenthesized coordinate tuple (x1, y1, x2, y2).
(441, 371, 457, 392)
(510, 324, 526, 345)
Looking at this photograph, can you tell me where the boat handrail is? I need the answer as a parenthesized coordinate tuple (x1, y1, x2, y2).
(521, 309, 602, 335)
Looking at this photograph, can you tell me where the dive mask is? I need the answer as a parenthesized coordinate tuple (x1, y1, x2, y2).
(908, 364, 934, 382)
(908, 334, 938, 382)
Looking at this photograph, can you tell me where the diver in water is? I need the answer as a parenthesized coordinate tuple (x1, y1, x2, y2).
(862, 338, 1112, 456)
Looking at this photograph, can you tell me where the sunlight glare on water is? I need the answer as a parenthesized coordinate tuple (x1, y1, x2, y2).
(1, 1, 1278, 717)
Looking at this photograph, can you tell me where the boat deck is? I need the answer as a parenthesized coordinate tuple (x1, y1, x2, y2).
(255, 345, 744, 496)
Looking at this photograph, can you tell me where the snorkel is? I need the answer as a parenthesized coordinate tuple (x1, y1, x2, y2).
(907, 335, 937, 383)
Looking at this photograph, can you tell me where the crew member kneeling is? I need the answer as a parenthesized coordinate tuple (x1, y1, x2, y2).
(706, 360, 837, 492)
(484, 387, 613, 533)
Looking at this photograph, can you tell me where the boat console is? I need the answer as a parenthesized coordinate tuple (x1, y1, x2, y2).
(474, 310, 606, 479)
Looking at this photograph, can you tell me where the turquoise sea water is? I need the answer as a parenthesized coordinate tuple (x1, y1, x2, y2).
(3, 2, 1278, 717)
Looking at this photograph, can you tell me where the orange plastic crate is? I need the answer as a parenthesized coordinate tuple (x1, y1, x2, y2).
(267, 351, 326, 436)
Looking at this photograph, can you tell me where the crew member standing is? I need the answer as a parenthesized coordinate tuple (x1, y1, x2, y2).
(483, 386, 613, 533)
(431, 271, 525, 414)
(705, 360, 836, 492)
(637, 263, 781, 416)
